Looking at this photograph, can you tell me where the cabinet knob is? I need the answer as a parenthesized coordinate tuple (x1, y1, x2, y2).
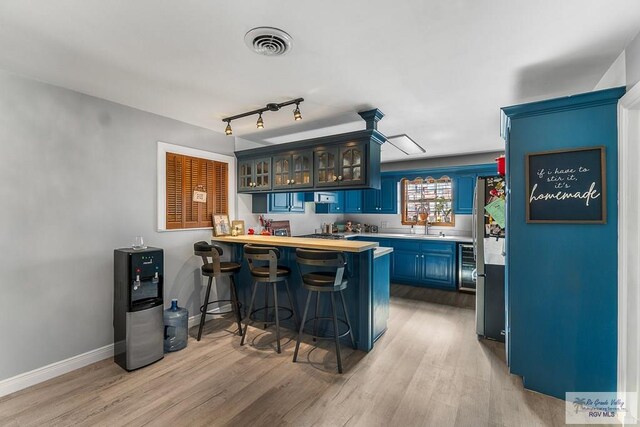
(291, 179, 295, 184)
(338, 176, 343, 181)
(333, 176, 338, 182)
(286, 179, 291, 184)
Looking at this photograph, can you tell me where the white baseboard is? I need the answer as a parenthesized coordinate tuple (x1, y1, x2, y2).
(0, 344, 114, 398)
(0, 305, 231, 398)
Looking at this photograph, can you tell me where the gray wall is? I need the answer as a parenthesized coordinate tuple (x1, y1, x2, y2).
(0, 70, 234, 381)
(381, 150, 503, 172)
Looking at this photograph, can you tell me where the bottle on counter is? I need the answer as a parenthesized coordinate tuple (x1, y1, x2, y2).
(164, 299, 188, 352)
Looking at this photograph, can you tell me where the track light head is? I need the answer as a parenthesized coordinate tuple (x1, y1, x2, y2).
(256, 114, 264, 129)
(224, 121, 233, 136)
(293, 103, 302, 121)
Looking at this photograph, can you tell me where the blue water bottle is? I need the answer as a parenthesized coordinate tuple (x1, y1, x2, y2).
(164, 299, 188, 352)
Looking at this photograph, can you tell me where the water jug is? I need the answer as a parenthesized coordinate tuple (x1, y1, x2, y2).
(164, 299, 188, 352)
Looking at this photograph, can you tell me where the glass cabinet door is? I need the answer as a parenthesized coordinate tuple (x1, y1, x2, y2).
(291, 150, 313, 188)
(315, 149, 337, 187)
(238, 160, 254, 191)
(253, 158, 271, 190)
(339, 143, 365, 185)
(272, 155, 291, 189)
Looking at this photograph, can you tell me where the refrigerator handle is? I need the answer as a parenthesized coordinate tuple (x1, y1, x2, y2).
(472, 182, 477, 260)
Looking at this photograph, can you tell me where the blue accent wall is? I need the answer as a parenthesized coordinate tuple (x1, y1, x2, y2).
(502, 87, 625, 399)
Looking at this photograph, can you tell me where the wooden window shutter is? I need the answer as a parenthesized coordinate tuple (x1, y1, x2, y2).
(166, 152, 229, 230)
(166, 153, 183, 229)
(214, 161, 228, 214)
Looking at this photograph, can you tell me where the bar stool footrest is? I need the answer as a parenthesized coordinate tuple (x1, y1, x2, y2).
(301, 316, 352, 340)
(200, 299, 242, 316)
(249, 305, 294, 325)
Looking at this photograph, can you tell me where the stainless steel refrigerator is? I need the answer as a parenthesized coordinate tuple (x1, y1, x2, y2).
(473, 176, 506, 342)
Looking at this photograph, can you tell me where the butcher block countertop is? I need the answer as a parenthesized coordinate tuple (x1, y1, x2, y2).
(211, 235, 378, 253)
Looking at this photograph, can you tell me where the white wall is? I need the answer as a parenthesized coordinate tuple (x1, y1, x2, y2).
(626, 31, 640, 88)
(594, 51, 626, 90)
(0, 70, 234, 382)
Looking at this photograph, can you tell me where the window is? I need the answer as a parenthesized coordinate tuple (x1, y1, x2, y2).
(401, 176, 454, 226)
(165, 152, 228, 230)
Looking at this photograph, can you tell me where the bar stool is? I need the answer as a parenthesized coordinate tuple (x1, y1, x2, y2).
(292, 248, 356, 373)
(240, 244, 299, 353)
(194, 241, 243, 341)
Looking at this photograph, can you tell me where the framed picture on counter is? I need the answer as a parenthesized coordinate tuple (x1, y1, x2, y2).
(213, 214, 231, 236)
(231, 220, 245, 236)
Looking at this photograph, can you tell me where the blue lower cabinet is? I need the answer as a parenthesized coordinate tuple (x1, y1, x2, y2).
(252, 193, 305, 213)
(372, 251, 390, 342)
(389, 239, 456, 290)
(392, 249, 420, 282)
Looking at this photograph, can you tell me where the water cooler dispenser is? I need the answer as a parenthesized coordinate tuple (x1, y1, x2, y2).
(114, 247, 164, 371)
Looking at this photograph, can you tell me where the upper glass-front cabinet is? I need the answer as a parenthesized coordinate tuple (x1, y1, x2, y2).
(315, 142, 366, 187)
(273, 151, 313, 190)
(340, 144, 365, 185)
(314, 149, 337, 187)
(237, 157, 271, 192)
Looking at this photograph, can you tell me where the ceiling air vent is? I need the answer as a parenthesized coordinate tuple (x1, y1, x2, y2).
(245, 27, 293, 56)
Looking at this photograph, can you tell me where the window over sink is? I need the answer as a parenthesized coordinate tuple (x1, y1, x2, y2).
(401, 176, 454, 226)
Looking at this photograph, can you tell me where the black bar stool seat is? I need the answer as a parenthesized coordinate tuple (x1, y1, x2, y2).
(249, 265, 291, 278)
(300, 272, 348, 291)
(202, 262, 241, 275)
(293, 248, 355, 374)
(194, 241, 243, 341)
(240, 244, 299, 354)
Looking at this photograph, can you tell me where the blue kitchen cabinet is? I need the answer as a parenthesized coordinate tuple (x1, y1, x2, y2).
(454, 175, 476, 214)
(252, 192, 305, 213)
(391, 249, 420, 282)
(315, 191, 344, 214)
(372, 250, 391, 342)
(386, 239, 456, 290)
(344, 190, 363, 213)
(363, 176, 397, 214)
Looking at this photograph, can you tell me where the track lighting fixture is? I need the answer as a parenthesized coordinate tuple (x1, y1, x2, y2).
(293, 103, 302, 121)
(222, 98, 304, 135)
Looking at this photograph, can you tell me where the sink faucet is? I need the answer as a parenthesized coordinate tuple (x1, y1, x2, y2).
(424, 221, 431, 235)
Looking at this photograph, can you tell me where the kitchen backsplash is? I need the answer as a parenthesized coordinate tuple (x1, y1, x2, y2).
(342, 213, 472, 236)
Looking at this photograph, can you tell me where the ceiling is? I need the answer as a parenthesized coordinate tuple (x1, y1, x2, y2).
(1, 1, 639, 162)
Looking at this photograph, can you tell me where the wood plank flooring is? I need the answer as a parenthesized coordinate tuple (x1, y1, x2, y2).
(0, 284, 569, 426)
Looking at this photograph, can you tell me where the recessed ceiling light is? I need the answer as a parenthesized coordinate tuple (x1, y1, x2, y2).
(386, 134, 425, 155)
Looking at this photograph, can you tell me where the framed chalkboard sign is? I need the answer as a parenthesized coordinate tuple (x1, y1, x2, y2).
(526, 146, 606, 223)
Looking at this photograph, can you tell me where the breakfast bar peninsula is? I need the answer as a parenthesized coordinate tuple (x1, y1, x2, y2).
(211, 235, 391, 351)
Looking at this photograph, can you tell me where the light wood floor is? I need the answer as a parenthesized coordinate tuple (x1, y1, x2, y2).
(0, 285, 568, 427)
